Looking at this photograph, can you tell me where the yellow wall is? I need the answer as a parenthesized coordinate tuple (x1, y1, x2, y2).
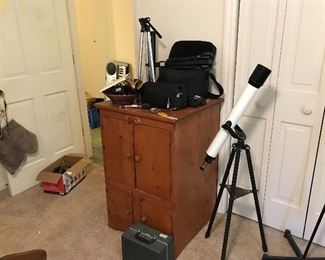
(111, 1, 136, 71)
(74, 0, 136, 98)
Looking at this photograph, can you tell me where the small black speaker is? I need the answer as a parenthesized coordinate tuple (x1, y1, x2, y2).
(106, 62, 117, 75)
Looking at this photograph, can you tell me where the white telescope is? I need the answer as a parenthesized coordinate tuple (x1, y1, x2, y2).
(200, 64, 271, 170)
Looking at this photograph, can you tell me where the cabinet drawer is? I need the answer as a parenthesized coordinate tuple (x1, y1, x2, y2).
(107, 183, 133, 231)
(133, 191, 173, 235)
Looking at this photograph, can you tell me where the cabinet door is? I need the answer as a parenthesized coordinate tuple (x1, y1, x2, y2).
(101, 112, 135, 187)
(133, 123, 171, 201)
(133, 191, 172, 235)
(107, 183, 133, 231)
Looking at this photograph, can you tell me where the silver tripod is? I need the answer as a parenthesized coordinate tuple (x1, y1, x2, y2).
(138, 17, 162, 82)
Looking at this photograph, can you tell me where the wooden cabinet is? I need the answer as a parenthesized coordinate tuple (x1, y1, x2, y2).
(97, 99, 222, 257)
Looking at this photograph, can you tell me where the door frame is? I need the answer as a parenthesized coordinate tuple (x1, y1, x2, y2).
(66, 0, 92, 158)
(217, 0, 240, 213)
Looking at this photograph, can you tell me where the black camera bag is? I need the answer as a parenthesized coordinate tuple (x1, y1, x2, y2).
(158, 41, 223, 102)
(140, 82, 187, 110)
(158, 67, 208, 98)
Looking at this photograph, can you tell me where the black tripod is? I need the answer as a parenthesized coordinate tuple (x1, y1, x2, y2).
(205, 121, 268, 259)
(262, 203, 325, 260)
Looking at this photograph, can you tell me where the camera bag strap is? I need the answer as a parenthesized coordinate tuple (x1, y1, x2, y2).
(208, 72, 224, 99)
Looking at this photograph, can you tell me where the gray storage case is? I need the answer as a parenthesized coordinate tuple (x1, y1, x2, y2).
(122, 223, 174, 260)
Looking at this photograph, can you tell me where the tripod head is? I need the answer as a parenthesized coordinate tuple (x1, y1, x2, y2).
(138, 17, 162, 39)
(200, 121, 247, 170)
(222, 121, 246, 141)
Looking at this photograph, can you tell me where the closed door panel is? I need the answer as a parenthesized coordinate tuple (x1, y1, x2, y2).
(232, 0, 284, 220)
(304, 108, 325, 246)
(0, 1, 85, 195)
(134, 123, 171, 201)
(101, 114, 135, 187)
(264, 0, 325, 237)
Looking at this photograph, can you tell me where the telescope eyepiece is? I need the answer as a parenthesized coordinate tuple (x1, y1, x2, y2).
(200, 154, 215, 171)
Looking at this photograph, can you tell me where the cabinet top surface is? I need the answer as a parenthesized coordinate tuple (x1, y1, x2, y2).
(96, 99, 223, 123)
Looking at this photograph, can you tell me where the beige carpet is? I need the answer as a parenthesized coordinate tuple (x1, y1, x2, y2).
(0, 164, 324, 259)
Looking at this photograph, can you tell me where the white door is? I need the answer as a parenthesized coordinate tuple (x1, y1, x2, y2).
(263, 0, 325, 238)
(0, 0, 85, 195)
(304, 106, 325, 246)
(231, 0, 285, 221)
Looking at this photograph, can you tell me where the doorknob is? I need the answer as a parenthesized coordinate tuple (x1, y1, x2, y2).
(301, 106, 313, 115)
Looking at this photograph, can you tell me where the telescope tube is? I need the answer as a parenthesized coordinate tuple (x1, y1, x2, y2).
(201, 64, 271, 170)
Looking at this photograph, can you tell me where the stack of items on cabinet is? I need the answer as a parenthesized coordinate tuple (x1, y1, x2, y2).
(139, 41, 224, 110)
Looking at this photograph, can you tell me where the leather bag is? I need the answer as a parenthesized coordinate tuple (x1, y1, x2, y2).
(0, 90, 38, 174)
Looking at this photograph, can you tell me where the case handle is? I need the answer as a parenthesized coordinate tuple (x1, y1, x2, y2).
(135, 230, 157, 244)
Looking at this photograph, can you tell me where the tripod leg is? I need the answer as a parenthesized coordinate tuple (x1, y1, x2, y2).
(205, 148, 236, 238)
(245, 147, 268, 252)
(138, 33, 144, 80)
(221, 147, 241, 260)
(284, 230, 303, 257)
(146, 31, 156, 82)
(303, 203, 325, 258)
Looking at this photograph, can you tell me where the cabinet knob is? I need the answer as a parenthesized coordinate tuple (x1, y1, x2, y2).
(127, 190, 132, 197)
(127, 116, 133, 124)
(125, 209, 131, 216)
(141, 216, 147, 223)
(125, 153, 132, 159)
(135, 155, 141, 163)
(134, 118, 141, 124)
(301, 106, 313, 115)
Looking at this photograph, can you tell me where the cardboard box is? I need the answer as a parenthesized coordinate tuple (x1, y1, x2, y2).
(36, 154, 91, 195)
